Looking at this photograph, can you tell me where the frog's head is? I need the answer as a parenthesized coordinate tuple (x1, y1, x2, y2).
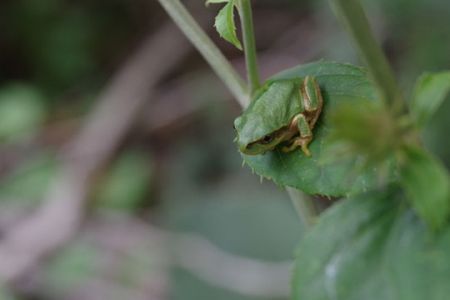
(239, 129, 291, 155)
(233, 80, 300, 155)
(234, 115, 292, 155)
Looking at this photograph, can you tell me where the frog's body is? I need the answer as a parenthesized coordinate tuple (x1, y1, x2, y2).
(234, 76, 323, 156)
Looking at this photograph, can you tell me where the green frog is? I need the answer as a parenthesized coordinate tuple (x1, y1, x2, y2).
(234, 76, 323, 156)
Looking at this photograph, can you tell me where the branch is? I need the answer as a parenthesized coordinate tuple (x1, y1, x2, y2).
(329, 0, 404, 113)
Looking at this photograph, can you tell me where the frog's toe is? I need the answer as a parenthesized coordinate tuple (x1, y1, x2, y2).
(282, 142, 298, 152)
(301, 144, 311, 157)
(282, 137, 313, 156)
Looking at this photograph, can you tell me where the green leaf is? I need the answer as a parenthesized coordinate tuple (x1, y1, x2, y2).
(214, 0, 243, 50)
(293, 187, 450, 300)
(242, 61, 381, 196)
(400, 146, 450, 230)
(411, 71, 450, 127)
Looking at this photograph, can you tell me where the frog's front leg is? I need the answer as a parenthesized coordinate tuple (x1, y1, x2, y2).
(282, 114, 313, 156)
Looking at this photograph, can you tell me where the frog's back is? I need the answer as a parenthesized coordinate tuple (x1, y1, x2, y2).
(235, 80, 302, 145)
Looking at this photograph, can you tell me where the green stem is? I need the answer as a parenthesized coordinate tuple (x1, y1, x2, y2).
(286, 188, 316, 228)
(238, 0, 261, 95)
(157, 0, 248, 107)
(273, 0, 316, 226)
(237, 0, 315, 224)
(329, 0, 404, 114)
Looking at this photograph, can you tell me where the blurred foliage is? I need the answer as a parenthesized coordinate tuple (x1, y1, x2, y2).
(423, 94, 450, 168)
(399, 146, 450, 230)
(293, 186, 450, 300)
(172, 269, 264, 300)
(0, 289, 17, 300)
(0, 153, 57, 208)
(96, 150, 153, 213)
(0, 83, 46, 142)
(0, 0, 151, 96)
(45, 243, 99, 290)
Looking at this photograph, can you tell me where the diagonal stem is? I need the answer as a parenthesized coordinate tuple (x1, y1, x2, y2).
(329, 0, 405, 114)
(157, 0, 248, 107)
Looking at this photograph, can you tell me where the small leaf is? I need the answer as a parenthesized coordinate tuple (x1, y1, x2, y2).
(214, 0, 243, 50)
(293, 187, 450, 300)
(411, 71, 450, 127)
(400, 146, 450, 230)
(241, 61, 381, 196)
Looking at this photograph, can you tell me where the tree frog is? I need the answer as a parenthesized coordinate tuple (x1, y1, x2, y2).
(234, 76, 323, 156)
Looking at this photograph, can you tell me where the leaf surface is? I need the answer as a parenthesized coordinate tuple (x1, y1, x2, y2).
(241, 61, 380, 196)
(292, 187, 450, 300)
(411, 71, 450, 127)
(400, 146, 450, 230)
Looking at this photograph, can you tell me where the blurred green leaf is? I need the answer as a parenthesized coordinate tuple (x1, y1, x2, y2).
(0, 289, 17, 300)
(214, 0, 243, 50)
(328, 101, 398, 164)
(421, 87, 450, 168)
(5, 0, 98, 92)
(0, 83, 46, 142)
(173, 268, 262, 300)
(400, 146, 450, 230)
(292, 187, 450, 300)
(0, 153, 57, 207)
(96, 151, 152, 212)
(46, 243, 99, 289)
(241, 61, 381, 196)
(411, 71, 450, 127)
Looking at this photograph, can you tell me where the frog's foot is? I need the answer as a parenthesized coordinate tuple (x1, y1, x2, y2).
(285, 113, 313, 156)
(282, 136, 312, 156)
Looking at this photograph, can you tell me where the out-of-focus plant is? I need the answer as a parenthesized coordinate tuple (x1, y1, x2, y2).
(0, 84, 46, 143)
(96, 151, 153, 212)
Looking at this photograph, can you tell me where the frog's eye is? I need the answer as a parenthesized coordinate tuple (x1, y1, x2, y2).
(261, 135, 274, 144)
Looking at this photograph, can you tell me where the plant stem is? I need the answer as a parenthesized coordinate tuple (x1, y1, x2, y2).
(237, 0, 261, 95)
(157, 0, 248, 107)
(286, 188, 316, 228)
(329, 0, 404, 114)
(237, 0, 315, 225)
